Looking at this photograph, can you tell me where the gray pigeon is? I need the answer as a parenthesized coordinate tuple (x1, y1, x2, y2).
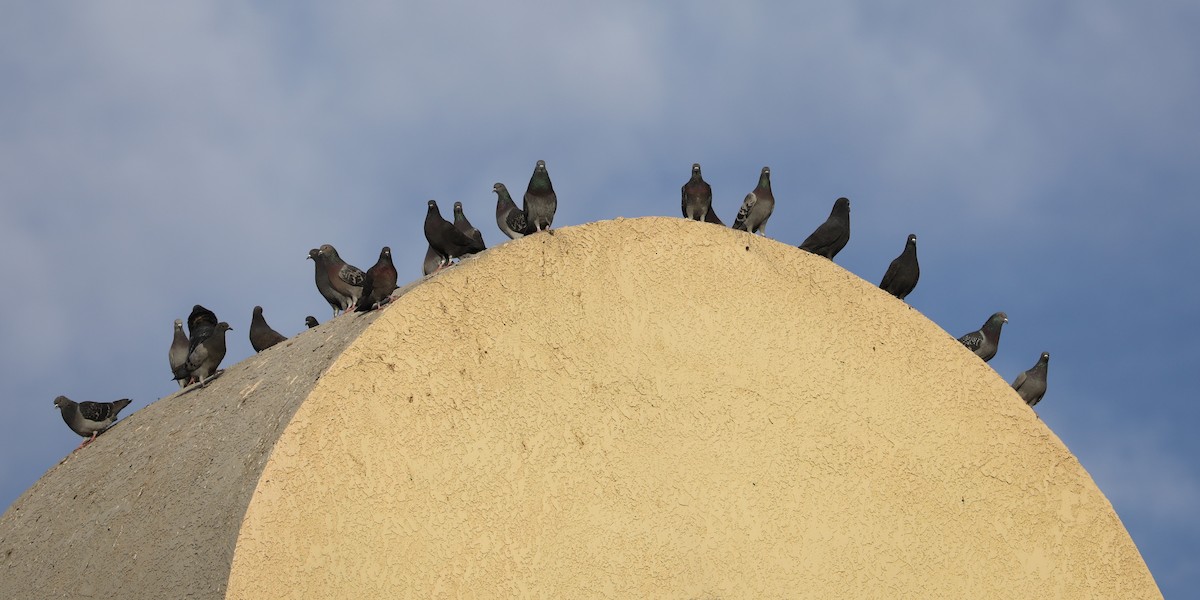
(183, 321, 232, 386)
(1012, 352, 1050, 407)
(799, 197, 851, 260)
(249, 306, 288, 352)
(309, 248, 347, 318)
(425, 199, 485, 269)
(523, 160, 557, 232)
(879, 234, 920, 300)
(305, 316, 319, 328)
(169, 319, 189, 389)
(314, 244, 366, 315)
(494, 183, 533, 240)
(356, 246, 398, 311)
(422, 245, 444, 276)
(957, 312, 1008, 362)
(53, 396, 132, 449)
(453, 202, 487, 250)
(682, 163, 714, 222)
(732, 167, 774, 235)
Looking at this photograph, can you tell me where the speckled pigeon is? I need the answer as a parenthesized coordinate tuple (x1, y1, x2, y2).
(249, 306, 288, 352)
(54, 396, 132, 449)
(799, 197, 851, 259)
(682, 163, 714, 222)
(879, 234, 919, 300)
(169, 319, 189, 388)
(425, 199, 485, 269)
(314, 244, 366, 316)
(305, 316, 319, 329)
(494, 183, 533, 240)
(732, 167, 774, 235)
(957, 312, 1008, 362)
(356, 246, 398, 311)
(183, 321, 232, 386)
(523, 160, 557, 233)
(1012, 352, 1050, 407)
(308, 248, 346, 318)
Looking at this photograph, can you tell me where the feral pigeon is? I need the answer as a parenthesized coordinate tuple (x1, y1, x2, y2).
(425, 199, 485, 269)
(732, 167, 774, 235)
(422, 245, 443, 276)
(453, 202, 487, 250)
(54, 396, 132, 449)
(356, 246, 398, 311)
(309, 248, 347, 317)
(186, 304, 218, 353)
(799, 197, 851, 259)
(183, 321, 232, 386)
(169, 319, 189, 388)
(494, 183, 533, 240)
(523, 160, 557, 232)
(305, 316, 319, 328)
(681, 163, 714, 222)
(879, 234, 920, 300)
(249, 306, 288, 352)
(1012, 352, 1050, 407)
(957, 312, 1008, 362)
(315, 244, 366, 315)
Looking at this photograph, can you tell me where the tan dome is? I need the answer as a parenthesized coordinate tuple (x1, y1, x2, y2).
(0, 217, 1160, 598)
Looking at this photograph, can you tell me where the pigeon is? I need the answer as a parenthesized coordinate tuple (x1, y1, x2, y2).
(186, 304, 218, 352)
(169, 319, 189, 388)
(799, 197, 851, 259)
(422, 245, 444, 276)
(314, 244, 366, 316)
(356, 246, 398, 311)
(732, 166, 774, 235)
(879, 234, 920, 300)
(523, 160, 558, 232)
(425, 199, 485, 269)
(957, 312, 1008, 362)
(681, 163, 714, 222)
(1012, 352, 1050, 407)
(704, 207, 726, 226)
(494, 182, 533, 240)
(309, 248, 346, 318)
(305, 316, 319, 328)
(249, 306, 288, 352)
(182, 321, 232, 386)
(54, 396, 132, 449)
(453, 202, 487, 250)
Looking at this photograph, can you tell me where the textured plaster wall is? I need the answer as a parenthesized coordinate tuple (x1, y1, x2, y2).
(226, 217, 1159, 598)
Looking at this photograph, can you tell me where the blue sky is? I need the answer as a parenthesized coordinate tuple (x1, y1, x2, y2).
(2, 1, 1197, 593)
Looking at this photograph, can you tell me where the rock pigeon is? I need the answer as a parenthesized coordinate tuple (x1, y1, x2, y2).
(1012, 352, 1050, 407)
(249, 306, 288, 352)
(422, 245, 444, 276)
(523, 160, 558, 233)
(308, 248, 346, 318)
(169, 319, 189, 389)
(957, 312, 1008, 362)
(183, 321, 232, 386)
(494, 182, 533, 240)
(879, 234, 920, 300)
(454, 202, 487, 250)
(356, 246, 398, 311)
(425, 199, 485, 269)
(314, 244, 366, 316)
(305, 316, 319, 328)
(732, 166, 774, 235)
(186, 304, 218, 351)
(681, 163, 714, 222)
(53, 396, 132, 449)
(799, 197, 851, 259)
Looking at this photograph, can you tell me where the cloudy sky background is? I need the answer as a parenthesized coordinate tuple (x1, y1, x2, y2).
(2, 1, 1197, 593)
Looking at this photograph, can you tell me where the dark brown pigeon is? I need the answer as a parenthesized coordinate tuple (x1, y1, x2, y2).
(682, 163, 714, 222)
(494, 183, 533, 240)
(1012, 352, 1050, 407)
(305, 316, 319, 329)
(314, 244, 366, 316)
(249, 306, 288, 352)
(523, 160, 557, 233)
(425, 200, 485, 269)
(799, 197, 851, 259)
(732, 167, 774, 235)
(879, 234, 919, 300)
(957, 312, 1008, 362)
(356, 246, 398, 311)
(54, 396, 132, 449)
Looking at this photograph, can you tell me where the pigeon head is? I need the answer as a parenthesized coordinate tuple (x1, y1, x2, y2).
(907, 234, 917, 244)
(307, 248, 319, 261)
(453, 202, 465, 218)
(318, 244, 342, 261)
(216, 322, 233, 333)
(1039, 352, 1050, 363)
(758, 167, 771, 187)
(380, 246, 392, 259)
(253, 306, 264, 316)
(305, 316, 319, 328)
(174, 318, 183, 330)
(492, 183, 507, 195)
(833, 197, 850, 215)
(691, 163, 701, 175)
(53, 395, 71, 410)
(427, 199, 439, 212)
(535, 160, 547, 172)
